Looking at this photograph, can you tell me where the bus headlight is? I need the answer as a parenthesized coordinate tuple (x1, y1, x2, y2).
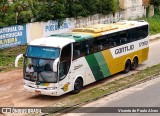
(47, 87, 57, 90)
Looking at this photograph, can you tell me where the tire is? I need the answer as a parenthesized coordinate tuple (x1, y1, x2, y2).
(72, 78, 83, 94)
(131, 57, 138, 70)
(123, 60, 131, 73)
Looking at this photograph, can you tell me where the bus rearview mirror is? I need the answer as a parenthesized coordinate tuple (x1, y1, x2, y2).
(15, 54, 24, 67)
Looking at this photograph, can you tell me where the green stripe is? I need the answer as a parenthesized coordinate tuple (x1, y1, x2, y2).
(94, 52, 111, 77)
(85, 54, 103, 81)
(71, 34, 93, 42)
(51, 33, 93, 42)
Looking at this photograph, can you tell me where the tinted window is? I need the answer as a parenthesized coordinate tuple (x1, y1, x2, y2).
(96, 36, 109, 51)
(108, 33, 119, 48)
(138, 25, 149, 39)
(59, 44, 71, 80)
(26, 46, 60, 59)
(73, 42, 85, 60)
(119, 31, 128, 45)
(85, 40, 97, 55)
(128, 28, 138, 42)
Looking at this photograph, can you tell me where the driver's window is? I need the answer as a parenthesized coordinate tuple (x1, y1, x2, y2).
(25, 58, 34, 75)
(59, 44, 71, 80)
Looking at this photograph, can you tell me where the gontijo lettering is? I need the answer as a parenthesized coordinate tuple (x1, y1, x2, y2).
(115, 45, 134, 54)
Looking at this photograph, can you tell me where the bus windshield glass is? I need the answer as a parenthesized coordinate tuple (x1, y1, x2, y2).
(24, 58, 58, 83)
(26, 46, 60, 59)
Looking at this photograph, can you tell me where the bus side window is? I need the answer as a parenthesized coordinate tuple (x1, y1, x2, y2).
(119, 31, 128, 45)
(96, 36, 109, 51)
(73, 42, 85, 60)
(108, 33, 119, 48)
(129, 28, 138, 42)
(138, 25, 149, 39)
(85, 40, 97, 55)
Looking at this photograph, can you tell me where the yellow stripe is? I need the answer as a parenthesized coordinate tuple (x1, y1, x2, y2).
(71, 32, 102, 37)
(102, 47, 149, 75)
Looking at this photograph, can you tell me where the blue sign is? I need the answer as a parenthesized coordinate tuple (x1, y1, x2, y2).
(0, 25, 27, 49)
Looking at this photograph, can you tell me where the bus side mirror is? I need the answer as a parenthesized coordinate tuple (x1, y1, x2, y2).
(15, 54, 24, 67)
(53, 58, 59, 72)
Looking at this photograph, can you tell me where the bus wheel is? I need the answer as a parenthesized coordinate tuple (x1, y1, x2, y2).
(123, 60, 131, 73)
(131, 57, 138, 70)
(72, 78, 83, 94)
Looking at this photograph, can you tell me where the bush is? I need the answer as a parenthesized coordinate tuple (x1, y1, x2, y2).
(143, 14, 160, 35)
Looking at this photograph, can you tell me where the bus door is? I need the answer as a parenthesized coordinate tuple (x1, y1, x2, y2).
(58, 44, 72, 94)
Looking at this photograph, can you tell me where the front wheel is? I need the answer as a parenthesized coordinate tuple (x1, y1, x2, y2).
(72, 78, 83, 94)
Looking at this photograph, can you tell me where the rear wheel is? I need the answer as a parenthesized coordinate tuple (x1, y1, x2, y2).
(131, 57, 138, 70)
(72, 78, 83, 94)
(123, 60, 131, 73)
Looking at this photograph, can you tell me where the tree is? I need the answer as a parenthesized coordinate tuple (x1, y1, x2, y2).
(0, 0, 120, 27)
(0, 0, 16, 28)
(151, 0, 160, 6)
(12, 0, 33, 24)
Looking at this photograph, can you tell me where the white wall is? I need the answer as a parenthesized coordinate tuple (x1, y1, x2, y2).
(26, 3, 145, 42)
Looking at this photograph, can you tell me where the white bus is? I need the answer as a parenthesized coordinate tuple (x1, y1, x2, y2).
(15, 20, 149, 96)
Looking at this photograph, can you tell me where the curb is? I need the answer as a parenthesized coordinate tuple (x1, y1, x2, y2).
(149, 34, 160, 42)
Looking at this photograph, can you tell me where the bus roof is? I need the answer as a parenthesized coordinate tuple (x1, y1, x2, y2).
(52, 20, 148, 42)
(29, 36, 75, 48)
(29, 20, 148, 48)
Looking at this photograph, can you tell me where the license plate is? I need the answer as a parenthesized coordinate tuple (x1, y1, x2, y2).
(35, 90, 41, 94)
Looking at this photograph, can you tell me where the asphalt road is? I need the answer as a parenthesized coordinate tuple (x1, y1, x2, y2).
(140, 40, 160, 69)
(64, 75, 160, 116)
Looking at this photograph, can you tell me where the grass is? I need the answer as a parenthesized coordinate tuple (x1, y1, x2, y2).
(142, 12, 160, 35)
(0, 45, 26, 72)
(145, 15, 160, 35)
(46, 64, 160, 114)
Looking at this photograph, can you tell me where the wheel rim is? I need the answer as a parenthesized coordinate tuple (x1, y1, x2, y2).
(75, 81, 81, 90)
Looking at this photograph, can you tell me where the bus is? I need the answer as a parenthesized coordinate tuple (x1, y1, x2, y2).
(15, 20, 149, 96)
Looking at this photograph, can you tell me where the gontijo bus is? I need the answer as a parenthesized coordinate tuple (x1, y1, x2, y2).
(15, 20, 149, 96)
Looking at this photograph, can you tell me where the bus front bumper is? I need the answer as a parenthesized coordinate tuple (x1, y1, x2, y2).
(24, 85, 59, 96)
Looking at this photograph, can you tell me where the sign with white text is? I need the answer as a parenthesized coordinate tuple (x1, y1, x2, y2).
(0, 25, 27, 49)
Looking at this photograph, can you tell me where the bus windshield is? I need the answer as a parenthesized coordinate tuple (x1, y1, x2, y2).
(24, 58, 58, 83)
(26, 46, 60, 59)
(24, 46, 60, 83)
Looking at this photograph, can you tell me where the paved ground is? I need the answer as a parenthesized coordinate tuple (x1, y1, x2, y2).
(64, 76, 160, 116)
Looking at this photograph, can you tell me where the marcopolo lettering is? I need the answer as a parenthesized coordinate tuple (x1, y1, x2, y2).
(115, 45, 134, 54)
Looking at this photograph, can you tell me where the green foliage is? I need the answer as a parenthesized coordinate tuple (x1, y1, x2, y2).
(150, 0, 160, 6)
(97, 0, 118, 15)
(0, 45, 27, 72)
(143, 14, 160, 35)
(0, 0, 119, 27)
